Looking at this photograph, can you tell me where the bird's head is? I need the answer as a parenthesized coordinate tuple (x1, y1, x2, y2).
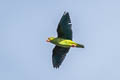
(46, 37, 55, 42)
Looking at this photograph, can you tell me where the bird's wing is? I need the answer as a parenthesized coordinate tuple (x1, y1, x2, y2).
(57, 12, 72, 40)
(52, 46, 70, 68)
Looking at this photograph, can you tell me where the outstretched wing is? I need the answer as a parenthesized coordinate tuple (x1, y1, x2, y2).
(57, 12, 72, 40)
(52, 46, 70, 68)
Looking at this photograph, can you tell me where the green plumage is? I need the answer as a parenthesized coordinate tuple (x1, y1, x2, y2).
(47, 12, 84, 68)
(49, 37, 84, 48)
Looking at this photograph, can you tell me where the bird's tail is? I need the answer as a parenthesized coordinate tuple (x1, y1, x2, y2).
(76, 44, 84, 48)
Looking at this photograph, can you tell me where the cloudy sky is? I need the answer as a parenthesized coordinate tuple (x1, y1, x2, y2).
(0, 0, 120, 80)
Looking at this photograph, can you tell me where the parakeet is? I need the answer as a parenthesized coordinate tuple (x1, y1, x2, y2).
(46, 12, 84, 68)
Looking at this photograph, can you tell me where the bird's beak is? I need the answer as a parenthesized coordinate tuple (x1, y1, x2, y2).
(46, 39, 50, 42)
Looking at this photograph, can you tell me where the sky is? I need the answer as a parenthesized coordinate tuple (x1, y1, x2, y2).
(0, 0, 120, 80)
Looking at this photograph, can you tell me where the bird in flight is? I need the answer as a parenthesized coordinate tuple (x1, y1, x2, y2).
(46, 12, 84, 68)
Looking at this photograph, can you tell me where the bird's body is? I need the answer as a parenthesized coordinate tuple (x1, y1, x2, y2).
(48, 37, 84, 48)
(46, 12, 84, 68)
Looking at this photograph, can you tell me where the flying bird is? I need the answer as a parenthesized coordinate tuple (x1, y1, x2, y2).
(46, 12, 84, 68)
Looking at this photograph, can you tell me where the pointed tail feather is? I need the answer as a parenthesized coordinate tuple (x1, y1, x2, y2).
(76, 44, 84, 48)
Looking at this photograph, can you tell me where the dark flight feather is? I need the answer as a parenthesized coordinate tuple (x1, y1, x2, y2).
(57, 12, 72, 40)
(52, 46, 70, 68)
(52, 12, 72, 68)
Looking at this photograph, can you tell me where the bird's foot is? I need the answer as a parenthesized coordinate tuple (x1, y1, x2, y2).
(72, 44, 76, 47)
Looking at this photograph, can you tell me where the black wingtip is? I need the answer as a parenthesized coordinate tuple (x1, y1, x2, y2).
(53, 65, 60, 69)
(52, 59, 61, 68)
(63, 11, 69, 15)
(60, 11, 71, 24)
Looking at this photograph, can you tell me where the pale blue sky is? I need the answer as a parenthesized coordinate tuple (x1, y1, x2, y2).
(0, 0, 120, 80)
